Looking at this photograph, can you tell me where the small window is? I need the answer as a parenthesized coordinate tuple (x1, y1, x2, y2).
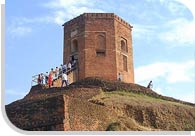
(96, 50, 105, 57)
(96, 34, 106, 57)
(121, 40, 128, 53)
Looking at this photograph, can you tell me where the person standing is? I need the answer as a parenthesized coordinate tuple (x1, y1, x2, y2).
(48, 73, 53, 88)
(61, 72, 69, 87)
(59, 68, 62, 78)
(55, 67, 59, 79)
(61, 64, 67, 73)
(40, 73, 44, 84)
(45, 72, 49, 84)
(67, 62, 71, 71)
(50, 68, 55, 81)
(147, 80, 153, 89)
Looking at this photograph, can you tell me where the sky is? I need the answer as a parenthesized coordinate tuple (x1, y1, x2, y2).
(5, 0, 195, 104)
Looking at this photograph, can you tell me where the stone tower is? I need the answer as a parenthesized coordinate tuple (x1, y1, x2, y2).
(63, 13, 134, 83)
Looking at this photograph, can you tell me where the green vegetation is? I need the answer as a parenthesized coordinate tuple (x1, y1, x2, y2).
(6, 78, 195, 131)
(88, 90, 195, 131)
(100, 90, 193, 108)
(106, 122, 122, 131)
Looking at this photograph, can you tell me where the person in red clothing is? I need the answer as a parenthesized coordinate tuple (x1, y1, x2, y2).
(48, 73, 53, 88)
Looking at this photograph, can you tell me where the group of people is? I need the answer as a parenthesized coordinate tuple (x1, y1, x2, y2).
(37, 59, 77, 88)
(37, 61, 153, 89)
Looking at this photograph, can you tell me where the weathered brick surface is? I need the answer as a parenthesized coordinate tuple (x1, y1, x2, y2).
(63, 13, 134, 83)
(6, 95, 65, 130)
(5, 83, 105, 131)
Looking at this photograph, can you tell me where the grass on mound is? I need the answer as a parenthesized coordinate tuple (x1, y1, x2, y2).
(90, 90, 193, 108)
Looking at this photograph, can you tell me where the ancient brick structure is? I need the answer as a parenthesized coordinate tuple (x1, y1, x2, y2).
(6, 78, 195, 131)
(63, 13, 134, 83)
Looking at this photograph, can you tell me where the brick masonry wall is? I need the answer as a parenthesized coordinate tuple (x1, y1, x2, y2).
(84, 16, 117, 81)
(114, 18, 134, 83)
(63, 16, 85, 81)
(6, 95, 65, 130)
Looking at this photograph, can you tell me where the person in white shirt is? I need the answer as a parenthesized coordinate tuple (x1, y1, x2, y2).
(45, 72, 49, 84)
(68, 62, 71, 71)
(61, 72, 69, 87)
(55, 67, 59, 79)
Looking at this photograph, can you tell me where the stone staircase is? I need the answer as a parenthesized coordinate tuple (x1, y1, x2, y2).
(32, 65, 78, 88)
(47, 68, 78, 88)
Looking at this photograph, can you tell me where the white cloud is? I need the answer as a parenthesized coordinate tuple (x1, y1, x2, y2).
(135, 60, 194, 103)
(133, 0, 195, 46)
(133, 17, 195, 46)
(44, 0, 104, 25)
(159, 0, 195, 45)
(53, 7, 104, 25)
(53, 11, 67, 25)
(12, 17, 52, 24)
(173, 0, 195, 19)
(176, 93, 195, 103)
(45, 0, 96, 9)
(168, 90, 195, 103)
(159, 0, 187, 15)
(7, 18, 32, 38)
(7, 16, 54, 38)
(132, 24, 156, 41)
(8, 26, 32, 37)
(168, 88, 195, 103)
(159, 19, 195, 45)
(135, 60, 194, 83)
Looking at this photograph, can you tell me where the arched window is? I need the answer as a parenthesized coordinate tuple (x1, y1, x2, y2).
(121, 40, 128, 53)
(96, 35, 106, 56)
(71, 40, 78, 53)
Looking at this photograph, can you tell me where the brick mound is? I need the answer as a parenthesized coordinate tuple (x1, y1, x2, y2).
(6, 85, 105, 130)
(5, 77, 195, 131)
(72, 77, 194, 106)
(15, 77, 194, 107)
(24, 85, 100, 101)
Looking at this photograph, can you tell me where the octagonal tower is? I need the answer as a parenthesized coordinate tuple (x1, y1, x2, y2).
(62, 13, 134, 83)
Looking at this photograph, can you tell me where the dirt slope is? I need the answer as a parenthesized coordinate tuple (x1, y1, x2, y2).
(5, 77, 195, 131)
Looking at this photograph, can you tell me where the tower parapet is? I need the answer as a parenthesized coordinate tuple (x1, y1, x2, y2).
(63, 13, 133, 29)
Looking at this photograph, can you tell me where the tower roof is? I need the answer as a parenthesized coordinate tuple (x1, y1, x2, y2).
(62, 13, 133, 29)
